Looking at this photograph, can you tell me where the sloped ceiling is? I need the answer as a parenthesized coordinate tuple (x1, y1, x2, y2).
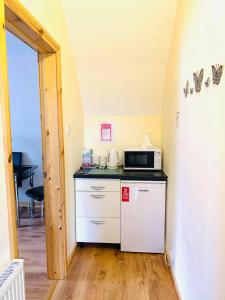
(61, 0, 177, 115)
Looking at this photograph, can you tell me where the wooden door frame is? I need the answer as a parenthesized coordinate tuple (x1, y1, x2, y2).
(0, 0, 67, 279)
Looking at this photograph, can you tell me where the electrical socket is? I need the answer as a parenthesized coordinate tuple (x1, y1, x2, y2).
(66, 125, 71, 136)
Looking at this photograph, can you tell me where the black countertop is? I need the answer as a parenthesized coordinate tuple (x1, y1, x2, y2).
(73, 166, 167, 181)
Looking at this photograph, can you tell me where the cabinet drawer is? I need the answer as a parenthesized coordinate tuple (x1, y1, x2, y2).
(76, 217, 120, 243)
(76, 192, 120, 217)
(76, 179, 120, 192)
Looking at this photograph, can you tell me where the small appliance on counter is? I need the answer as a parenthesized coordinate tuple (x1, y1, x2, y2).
(82, 148, 93, 168)
(124, 148, 161, 170)
(123, 133, 161, 171)
(107, 149, 120, 169)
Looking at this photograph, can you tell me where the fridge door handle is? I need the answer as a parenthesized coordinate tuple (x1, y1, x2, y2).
(137, 189, 149, 192)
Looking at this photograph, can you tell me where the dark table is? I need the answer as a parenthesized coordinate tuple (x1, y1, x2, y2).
(14, 165, 38, 227)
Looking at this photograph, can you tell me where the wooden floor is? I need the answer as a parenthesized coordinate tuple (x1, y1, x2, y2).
(52, 244, 178, 300)
(18, 206, 55, 300)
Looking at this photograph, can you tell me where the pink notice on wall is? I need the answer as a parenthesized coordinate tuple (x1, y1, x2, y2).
(100, 123, 112, 142)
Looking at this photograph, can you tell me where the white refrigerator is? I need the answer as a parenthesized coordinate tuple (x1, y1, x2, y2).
(121, 181, 166, 253)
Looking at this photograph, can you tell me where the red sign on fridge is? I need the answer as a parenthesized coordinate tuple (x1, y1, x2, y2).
(122, 187, 129, 202)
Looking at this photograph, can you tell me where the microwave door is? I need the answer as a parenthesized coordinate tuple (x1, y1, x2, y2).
(125, 151, 154, 169)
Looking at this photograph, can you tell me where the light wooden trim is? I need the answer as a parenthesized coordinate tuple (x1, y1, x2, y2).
(2, 0, 67, 280)
(67, 245, 77, 268)
(38, 53, 67, 279)
(4, 0, 59, 53)
(50, 243, 77, 300)
(0, 0, 19, 258)
(44, 280, 58, 300)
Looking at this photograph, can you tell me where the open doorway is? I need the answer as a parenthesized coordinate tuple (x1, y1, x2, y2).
(6, 30, 53, 298)
(1, 0, 67, 291)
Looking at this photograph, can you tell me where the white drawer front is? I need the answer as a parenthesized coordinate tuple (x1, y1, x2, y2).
(76, 217, 120, 243)
(76, 192, 120, 218)
(76, 179, 120, 192)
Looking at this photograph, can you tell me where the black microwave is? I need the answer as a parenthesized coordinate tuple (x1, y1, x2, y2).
(124, 149, 161, 170)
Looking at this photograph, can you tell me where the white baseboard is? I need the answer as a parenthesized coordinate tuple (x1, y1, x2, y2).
(166, 252, 182, 300)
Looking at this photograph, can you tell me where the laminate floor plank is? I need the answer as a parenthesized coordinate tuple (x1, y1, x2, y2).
(18, 208, 55, 300)
(52, 244, 178, 300)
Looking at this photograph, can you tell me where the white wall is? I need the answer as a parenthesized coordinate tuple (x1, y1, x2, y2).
(162, 0, 225, 299)
(84, 114, 162, 158)
(62, 0, 177, 116)
(62, 0, 177, 156)
(7, 31, 43, 200)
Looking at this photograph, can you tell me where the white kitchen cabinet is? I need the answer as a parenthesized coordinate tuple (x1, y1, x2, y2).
(76, 191, 120, 218)
(121, 181, 166, 253)
(75, 178, 120, 243)
(76, 217, 120, 243)
(75, 177, 166, 252)
(76, 178, 120, 192)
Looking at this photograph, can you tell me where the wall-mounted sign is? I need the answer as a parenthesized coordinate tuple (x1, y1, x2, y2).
(100, 123, 112, 142)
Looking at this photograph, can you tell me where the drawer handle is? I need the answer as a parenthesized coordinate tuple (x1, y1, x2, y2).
(90, 220, 106, 225)
(90, 186, 105, 190)
(90, 194, 105, 199)
(138, 189, 149, 192)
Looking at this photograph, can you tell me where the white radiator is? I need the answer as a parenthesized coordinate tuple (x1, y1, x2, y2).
(0, 259, 25, 300)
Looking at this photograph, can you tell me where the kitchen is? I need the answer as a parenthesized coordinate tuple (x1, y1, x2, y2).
(74, 133, 167, 254)
(53, 0, 225, 295)
(1, 1, 225, 299)
(68, 130, 176, 299)
(69, 3, 171, 288)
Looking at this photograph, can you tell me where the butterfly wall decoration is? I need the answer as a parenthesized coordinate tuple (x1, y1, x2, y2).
(204, 77, 210, 87)
(183, 80, 189, 98)
(193, 69, 204, 92)
(183, 64, 223, 99)
(212, 64, 223, 85)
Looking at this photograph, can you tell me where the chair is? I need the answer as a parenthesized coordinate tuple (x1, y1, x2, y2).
(26, 186, 44, 224)
(13, 152, 22, 166)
